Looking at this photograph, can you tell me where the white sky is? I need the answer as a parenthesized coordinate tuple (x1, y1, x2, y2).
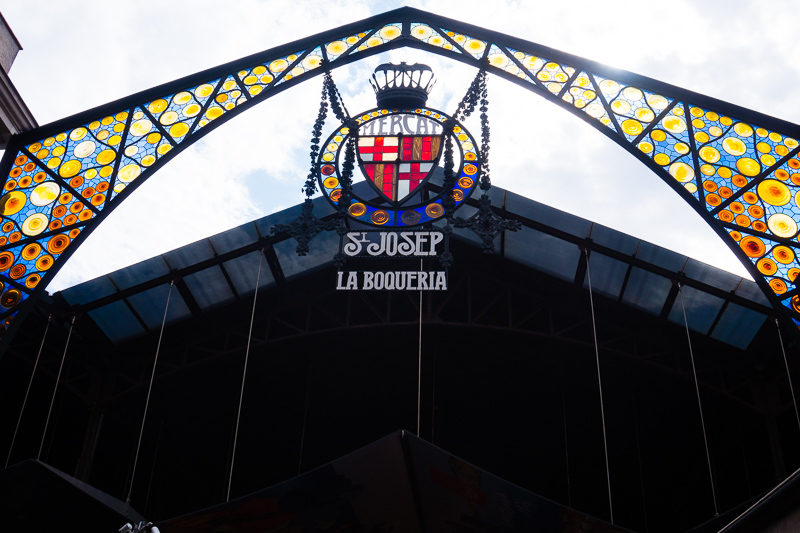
(2, 0, 799, 291)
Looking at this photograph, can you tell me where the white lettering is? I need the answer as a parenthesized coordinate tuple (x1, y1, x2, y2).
(363, 271, 374, 290)
(346, 271, 358, 290)
(435, 271, 447, 290)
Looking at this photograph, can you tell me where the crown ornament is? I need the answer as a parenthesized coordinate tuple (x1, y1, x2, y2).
(370, 62, 436, 108)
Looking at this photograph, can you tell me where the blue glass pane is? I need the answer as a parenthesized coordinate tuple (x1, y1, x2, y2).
(584, 253, 629, 299)
(683, 259, 741, 292)
(635, 241, 687, 272)
(505, 226, 580, 281)
(61, 275, 116, 306)
(505, 192, 592, 238)
(126, 284, 192, 329)
(183, 266, 236, 310)
(223, 252, 275, 295)
(163, 239, 215, 270)
(621, 268, 672, 315)
(710, 303, 767, 349)
(274, 229, 338, 278)
(209, 223, 259, 255)
(107, 256, 170, 290)
(668, 286, 725, 334)
(88, 300, 146, 343)
(589, 225, 639, 255)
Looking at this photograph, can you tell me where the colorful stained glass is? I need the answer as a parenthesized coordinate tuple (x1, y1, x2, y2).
(2, 9, 800, 335)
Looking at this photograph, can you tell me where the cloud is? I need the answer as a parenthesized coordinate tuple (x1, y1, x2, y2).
(5, 0, 795, 290)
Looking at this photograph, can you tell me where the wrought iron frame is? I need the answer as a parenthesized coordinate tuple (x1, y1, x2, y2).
(2, 6, 800, 348)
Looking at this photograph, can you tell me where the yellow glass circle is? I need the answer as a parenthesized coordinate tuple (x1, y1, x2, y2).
(757, 179, 791, 206)
(650, 129, 667, 142)
(118, 164, 141, 183)
(169, 123, 190, 138)
(646, 94, 668, 109)
(768, 213, 798, 238)
(736, 157, 761, 177)
(21, 213, 48, 236)
(611, 100, 631, 115)
(668, 162, 694, 183)
(709, 126, 722, 137)
(96, 149, 116, 165)
(0, 191, 26, 216)
(699, 146, 720, 163)
(30, 182, 60, 206)
(173, 92, 192, 105)
(695, 132, 709, 144)
(654, 153, 671, 166)
(183, 103, 201, 118)
(160, 111, 179, 126)
(148, 99, 168, 114)
(380, 25, 402, 40)
(58, 159, 81, 178)
(756, 128, 768, 137)
(130, 119, 152, 137)
(722, 137, 747, 156)
(73, 140, 96, 159)
(734, 123, 753, 137)
(623, 87, 643, 101)
(269, 59, 288, 73)
(69, 127, 87, 141)
(662, 115, 686, 134)
(675, 143, 690, 155)
(194, 84, 214, 98)
(206, 106, 224, 120)
(620, 119, 642, 136)
(635, 108, 655, 122)
(638, 142, 653, 153)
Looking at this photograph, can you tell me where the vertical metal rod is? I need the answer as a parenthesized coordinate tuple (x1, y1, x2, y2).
(38, 315, 74, 461)
(417, 258, 423, 436)
(227, 252, 262, 502)
(585, 249, 614, 524)
(678, 283, 719, 516)
(127, 281, 173, 504)
(297, 369, 311, 475)
(775, 318, 800, 433)
(7, 315, 51, 467)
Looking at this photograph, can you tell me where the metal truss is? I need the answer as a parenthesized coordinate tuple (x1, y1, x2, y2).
(1, 6, 800, 346)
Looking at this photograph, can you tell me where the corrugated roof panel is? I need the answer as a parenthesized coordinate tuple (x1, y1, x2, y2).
(736, 280, 771, 307)
(107, 256, 170, 290)
(584, 252, 629, 299)
(163, 239, 215, 270)
(589, 225, 639, 256)
(61, 275, 116, 306)
(635, 241, 687, 272)
(223, 252, 275, 295)
(183, 266, 236, 310)
(668, 285, 725, 335)
(505, 192, 592, 238)
(274, 230, 339, 278)
(88, 300, 146, 343)
(711, 303, 767, 350)
(683, 258, 741, 292)
(505, 225, 580, 282)
(621, 268, 672, 315)
(209, 223, 259, 255)
(126, 284, 192, 329)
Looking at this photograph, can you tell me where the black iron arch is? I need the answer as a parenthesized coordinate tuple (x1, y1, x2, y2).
(1, 6, 799, 345)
